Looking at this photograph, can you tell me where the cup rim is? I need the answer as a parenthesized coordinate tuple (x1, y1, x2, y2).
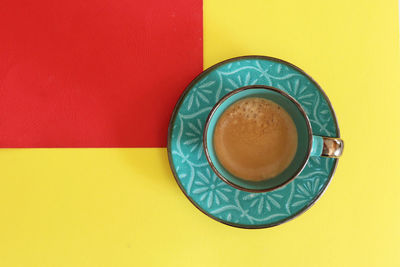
(203, 85, 313, 193)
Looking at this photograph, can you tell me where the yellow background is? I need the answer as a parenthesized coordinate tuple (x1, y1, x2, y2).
(1, 0, 400, 266)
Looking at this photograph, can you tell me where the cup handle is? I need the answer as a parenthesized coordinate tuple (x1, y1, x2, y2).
(310, 136, 344, 158)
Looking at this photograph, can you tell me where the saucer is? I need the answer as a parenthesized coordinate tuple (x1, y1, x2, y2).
(167, 56, 340, 228)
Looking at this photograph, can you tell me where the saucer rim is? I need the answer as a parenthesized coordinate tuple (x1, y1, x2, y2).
(167, 55, 340, 229)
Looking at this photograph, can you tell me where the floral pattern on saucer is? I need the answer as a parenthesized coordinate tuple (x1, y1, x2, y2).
(168, 56, 339, 228)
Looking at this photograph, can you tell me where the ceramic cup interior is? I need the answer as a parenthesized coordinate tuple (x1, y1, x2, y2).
(203, 85, 313, 192)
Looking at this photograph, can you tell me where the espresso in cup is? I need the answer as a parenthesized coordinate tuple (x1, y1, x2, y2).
(213, 97, 298, 181)
(204, 85, 343, 192)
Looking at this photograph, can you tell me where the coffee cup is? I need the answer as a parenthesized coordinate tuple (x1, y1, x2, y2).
(203, 85, 343, 192)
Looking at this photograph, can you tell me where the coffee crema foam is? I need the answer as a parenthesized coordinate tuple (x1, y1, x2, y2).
(213, 97, 298, 181)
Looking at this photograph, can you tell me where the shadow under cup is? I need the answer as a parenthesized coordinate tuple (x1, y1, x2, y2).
(204, 86, 312, 192)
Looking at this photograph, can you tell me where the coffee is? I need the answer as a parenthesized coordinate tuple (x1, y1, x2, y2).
(213, 97, 298, 181)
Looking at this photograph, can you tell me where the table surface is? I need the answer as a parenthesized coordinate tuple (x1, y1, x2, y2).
(1, 0, 400, 266)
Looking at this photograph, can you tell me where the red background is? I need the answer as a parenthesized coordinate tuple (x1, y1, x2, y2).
(0, 0, 202, 147)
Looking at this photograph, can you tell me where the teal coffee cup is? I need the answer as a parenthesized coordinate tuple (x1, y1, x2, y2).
(203, 85, 343, 192)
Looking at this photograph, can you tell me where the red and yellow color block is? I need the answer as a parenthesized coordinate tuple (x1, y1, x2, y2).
(1, 0, 400, 266)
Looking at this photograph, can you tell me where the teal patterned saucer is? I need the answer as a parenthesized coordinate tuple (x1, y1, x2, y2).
(167, 56, 340, 228)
